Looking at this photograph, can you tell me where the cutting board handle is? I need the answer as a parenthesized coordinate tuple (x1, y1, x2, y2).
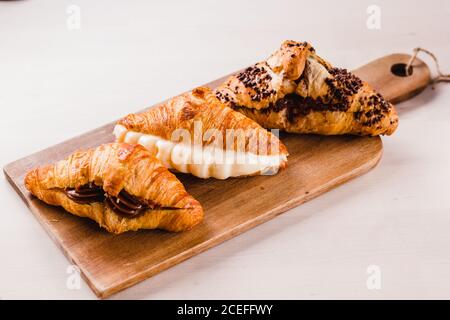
(353, 53, 431, 104)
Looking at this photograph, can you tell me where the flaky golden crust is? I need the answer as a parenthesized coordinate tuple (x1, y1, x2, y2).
(214, 40, 399, 136)
(24, 143, 203, 234)
(117, 87, 288, 156)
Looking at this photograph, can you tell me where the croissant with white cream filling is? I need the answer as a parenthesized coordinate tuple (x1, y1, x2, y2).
(114, 87, 288, 179)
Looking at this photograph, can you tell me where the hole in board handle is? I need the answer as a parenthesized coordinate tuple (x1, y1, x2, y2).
(391, 63, 413, 77)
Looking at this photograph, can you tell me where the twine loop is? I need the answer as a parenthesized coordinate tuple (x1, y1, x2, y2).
(405, 47, 450, 87)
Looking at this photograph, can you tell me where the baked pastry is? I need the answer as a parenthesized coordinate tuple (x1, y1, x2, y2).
(214, 40, 399, 136)
(24, 143, 203, 234)
(114, 87, 288, 179)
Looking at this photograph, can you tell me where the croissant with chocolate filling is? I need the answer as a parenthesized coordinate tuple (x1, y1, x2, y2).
(24, 143, 203, 234)
(114, 87, 288, 179)
(214, 40, 399, 136)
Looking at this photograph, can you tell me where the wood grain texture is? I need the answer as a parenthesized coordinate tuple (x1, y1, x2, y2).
(3, 53, 430, 298)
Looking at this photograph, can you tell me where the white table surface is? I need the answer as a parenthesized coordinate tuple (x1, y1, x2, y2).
(1, 0, 449, 300)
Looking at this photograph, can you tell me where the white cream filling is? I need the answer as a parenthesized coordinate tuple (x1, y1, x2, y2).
(264, 63, 284, 92)
(264, 60, 299, 96)
(113, 125, 287, 179)
(297, 56, 331, 98)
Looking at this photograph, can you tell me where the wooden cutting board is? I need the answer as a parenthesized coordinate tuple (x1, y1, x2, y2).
(3, 54, 430, 298)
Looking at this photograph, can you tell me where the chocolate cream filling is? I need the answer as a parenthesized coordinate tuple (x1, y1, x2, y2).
(63, 183, 162, 217)
(235, 94, 350, 123)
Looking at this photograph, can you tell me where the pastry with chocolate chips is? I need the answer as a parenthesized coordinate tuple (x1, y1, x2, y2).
(214, 40, 398, 136)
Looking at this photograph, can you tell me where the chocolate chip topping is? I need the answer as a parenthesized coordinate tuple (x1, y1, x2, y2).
(325, 68, 363, 101)
(354, 93, 392, 127)
(286, 41, 309, 49)
(215, 90, 233, 104)
(217, 63, 276, 104)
